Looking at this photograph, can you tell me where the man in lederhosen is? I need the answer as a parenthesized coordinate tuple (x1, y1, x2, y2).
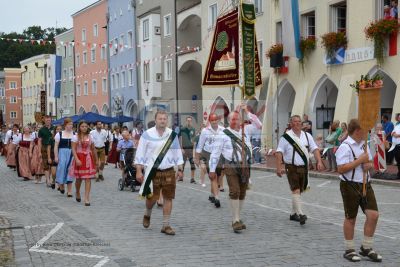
(194, 113, 225, 208)
(335, 119, 382, 262)
(135, 110, 184, 235)
(209, 105, 261, 233)
(275, 115, 324, 225)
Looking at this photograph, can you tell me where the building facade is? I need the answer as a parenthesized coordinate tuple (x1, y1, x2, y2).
(20, 54, 57, 125)
(72, 0, 109, 115)
(108, 0, 139, 126)
(0, 71, 5, 125)
(4, 68, 22, 126)
(55, 29, 76, 118)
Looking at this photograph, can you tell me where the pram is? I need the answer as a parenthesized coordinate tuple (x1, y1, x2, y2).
(118, 148, 141, 192)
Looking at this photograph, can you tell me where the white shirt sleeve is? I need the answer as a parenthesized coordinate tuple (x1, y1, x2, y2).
(54, 132, 61, 143)
(247, 112, 262, 129)
(71, 135, 78, 143)
(307, 133, 318, 153)
(276, 137, 287, 154)
(4, 132, 10, 144)
(335, 144, 351, 166)
(173, 135, 184, 166)
(196, 129, 207, 153)
(134, 132, 148, 165)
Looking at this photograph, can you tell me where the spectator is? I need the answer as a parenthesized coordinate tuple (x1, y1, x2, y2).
(372, 123, 386, 172)
(390, 1, 398, 19)
(310, 134, 324, 170)
(302, 114, 313, 135)
(382, 115, 394, 164)
(338, 122, 348, 143)
(384, 5, 391, 19)
(325, 120, 341, 172)
(391, 114, 400, 179)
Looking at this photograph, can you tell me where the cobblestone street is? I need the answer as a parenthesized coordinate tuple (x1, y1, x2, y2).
(0, 157, 399, 267)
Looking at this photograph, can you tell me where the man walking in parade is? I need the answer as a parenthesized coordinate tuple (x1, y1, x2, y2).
(135, 110, 184, 235)
(195, 113, 225, 208)
(209, 104, 261, 232)
(179, 116, 197, 183)
(335, 119, 382, 262)
(90, 121, 108, 182)
(38, 115, 54, 185)
(275, 115, 324, 225)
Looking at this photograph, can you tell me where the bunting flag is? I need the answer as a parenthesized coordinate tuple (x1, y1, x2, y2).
(54, 56, 62, 98)
(280, 0, 302, 58)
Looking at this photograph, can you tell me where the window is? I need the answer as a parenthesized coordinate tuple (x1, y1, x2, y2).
(276, 21, 282, 43)
(120, 8, 123, 16)
(91, 47, 96, 63)
(255, 0, 262, 14)
(84, 82, 88, 95)
(302, 11, 316, 38)
(114, 38, 119, 55)
(119, 34, 124, 51)
(102, 78, 107, 93)
(331, 2, 347, 33)
(92, 79, 97, 95)
(121, 71, 126, 88)
(63, 46, 67, 58)
(93, 24, 98, 37)
(127, 31, 133, 48)
(143, 19, 149, 41)
(376, 0, 393, 20)
(10, 111, 17, 119)
(143, 62, 150, 83)
(69, 43, 73, 57)
(63, 95, 68, 107)
(76, 54, 80, 67)
(82, 28, 86, 42)
(0, 87, 4, 97)
(10, 82, 16, 89)
(316, 108, 335, 129)
(34, 70, 36, 78)
(111, 74, 115, 90)
(164, 14, 171, 37)
(70, 94, 74, 108)
(101, 45, 106, 59)
(77, 84, 81, 96)
(63, 68, 67, 82)
(10, 96, 17, 103)
(209, 3, 218, 29)
(128, 69, 134, 86)
(116, 73, 120, 89)
(164, 59, 172, 81)
(83, 51, 87, 64)
(257, 41, 263, 67)
(69, 68, 74, 81)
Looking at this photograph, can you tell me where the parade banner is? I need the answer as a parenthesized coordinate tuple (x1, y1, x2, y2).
(203, 8, 239, 86)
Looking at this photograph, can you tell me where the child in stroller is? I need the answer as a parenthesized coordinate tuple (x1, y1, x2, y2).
(118, 147, 141, 192)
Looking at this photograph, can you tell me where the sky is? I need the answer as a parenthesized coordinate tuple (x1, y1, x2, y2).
(0, 0, 97, 34)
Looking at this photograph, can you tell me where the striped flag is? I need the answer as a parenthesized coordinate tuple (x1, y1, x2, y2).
(280, 0, 302, 59)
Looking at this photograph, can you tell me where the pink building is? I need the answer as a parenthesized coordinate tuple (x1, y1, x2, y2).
(72, 0, 109, 115)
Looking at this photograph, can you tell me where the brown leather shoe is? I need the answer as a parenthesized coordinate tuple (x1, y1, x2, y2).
(232, 221, 242, 233)
(143, 215, 151, 228)
(161, 225, 175, 235)
(239, 220, 246, 230)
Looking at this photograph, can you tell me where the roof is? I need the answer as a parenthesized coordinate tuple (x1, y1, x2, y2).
(54, 28, 74, 40)
(19, 54, 52, 65)
(71, 0, 104, 18)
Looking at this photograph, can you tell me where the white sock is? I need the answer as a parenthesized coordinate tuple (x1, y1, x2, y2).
(230, 199, 240, 223)
(163, 215, 170, 227)
(292, 194, 304, 215)
(362, 236, 373, 249)
(291, 196, 296, 214)
(144, 208, 152, 217)
(345, 239, 355, 251)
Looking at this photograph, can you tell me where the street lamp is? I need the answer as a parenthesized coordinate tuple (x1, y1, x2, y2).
(59, 108, 64, 119)
(35, 62, 48, 116)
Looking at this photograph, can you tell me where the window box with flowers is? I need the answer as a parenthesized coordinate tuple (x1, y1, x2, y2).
(299, 36, 316, 70)
(365, 18, 399, 65)
(266, 43, 283, 68)
(321, 32, 348, 63)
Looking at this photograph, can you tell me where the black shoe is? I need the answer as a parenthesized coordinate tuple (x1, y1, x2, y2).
(289, 213, 300, 222)
(359, 246, 382, 262)
(208, 196, 215, 203)
(76, 198, 81, 203)
(299, 214, 307, 225)
(60, 189, 65, 194)
(190, 179, 196, 184)
(85, 203, 90, 206)
(214, 199, 221, 208)
(99, 174, 104, 181)
(51, 184, 55, 189)
(67, 194, 73, 198)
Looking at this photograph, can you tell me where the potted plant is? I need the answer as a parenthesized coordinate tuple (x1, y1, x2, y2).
(299, 36, 316, 70)
(350, 74, 383, 94)
(266, 43, 283, 68)
(320, 32, 348, 63)
(365, 18, 399, 65)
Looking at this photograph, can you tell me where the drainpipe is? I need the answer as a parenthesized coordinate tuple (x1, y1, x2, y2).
(174, 0, 180, 126)
(105, 8, 111, 116)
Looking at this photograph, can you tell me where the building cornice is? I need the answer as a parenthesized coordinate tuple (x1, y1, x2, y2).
(71, 0, 104, 18)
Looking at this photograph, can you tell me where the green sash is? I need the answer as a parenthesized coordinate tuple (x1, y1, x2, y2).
(139, 131, 177, 198)
(223, 129, 251, 157)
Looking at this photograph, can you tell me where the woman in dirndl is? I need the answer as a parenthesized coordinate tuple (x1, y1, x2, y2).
(31, 126, 45, 184)
(70, 121, 98, 206)
(54, 119, 75, 197)
(107, 126, 121, 168)
(16, 126, 33, 181)
(48, 125, 62, 189)
(6, 124, 20, 170)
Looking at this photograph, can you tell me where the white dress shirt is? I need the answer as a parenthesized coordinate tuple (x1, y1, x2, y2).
(392, 124, 400, 145)
(335, 136, 373, 183)
(135, 127, 184, 170)
(90, 129, 108, 148)
(276, 130, 318, 166)
(4, 130, 12, 144)
(195, 125, 225, 154)
(5, 131, 20, 145)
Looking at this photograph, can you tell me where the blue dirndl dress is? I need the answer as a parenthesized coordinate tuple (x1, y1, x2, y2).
(56, 131, 74, 185)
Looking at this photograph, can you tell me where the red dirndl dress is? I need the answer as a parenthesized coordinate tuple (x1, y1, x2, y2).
(107, 134, 120, 164)
(69, 136, 96, 179)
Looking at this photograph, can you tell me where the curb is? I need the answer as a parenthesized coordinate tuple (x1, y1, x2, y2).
(251, 165, 400, 188)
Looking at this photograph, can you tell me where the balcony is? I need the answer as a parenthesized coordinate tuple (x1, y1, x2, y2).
(178, 48, 202, 72)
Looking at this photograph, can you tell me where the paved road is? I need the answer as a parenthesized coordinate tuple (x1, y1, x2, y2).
(0, 158, 399, 267)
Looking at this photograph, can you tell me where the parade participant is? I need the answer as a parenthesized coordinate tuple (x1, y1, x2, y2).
(104, 124, 112, 164)
(38, 115, 54, 186)
(195, 113, 225, 208)
(133, 121, 144, 148)
(0, 126, 6, 156)
(70, 121, 98, 206)
(30, 125, 45, 184)
(382, 115, 394, 164)
(335, 119, 382, 262)
(390, 114, 400, 179)
(107, 126, 122, 168)
(54, 119, 75, 197)
(117, 130, 134, 176)
(90, 121, 108, 181)
(275, 115, 324, 225)
(135, 110, 184, 236)
(209, 104, 261, 233)
(5, 124, 19, 170)
(194, 125, 207, 187)
(179, 116, 197, 183)
(16, 126, 33, 181)
(48, 125, 61, 189)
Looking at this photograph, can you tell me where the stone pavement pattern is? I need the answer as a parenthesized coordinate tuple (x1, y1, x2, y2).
(0, 158, 399, 267)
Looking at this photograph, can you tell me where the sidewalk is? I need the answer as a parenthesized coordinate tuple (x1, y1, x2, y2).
(252, 155, 400, 187)
(0, 215, 15, 267)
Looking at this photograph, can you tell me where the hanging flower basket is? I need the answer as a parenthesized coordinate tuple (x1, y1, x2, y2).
(299, 36, 316, 70)
(320, 32, 348, 61)
(266, 43, 284, 68)
(365, 18, 400, 65)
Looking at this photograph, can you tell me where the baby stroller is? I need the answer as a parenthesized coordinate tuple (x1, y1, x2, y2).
(118, 148, 141, 192)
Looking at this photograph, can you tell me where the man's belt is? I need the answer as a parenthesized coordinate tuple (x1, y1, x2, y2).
(155, 167, 174, 172)
(285, 164, 306, 168)
(95, 146, 105, 149)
